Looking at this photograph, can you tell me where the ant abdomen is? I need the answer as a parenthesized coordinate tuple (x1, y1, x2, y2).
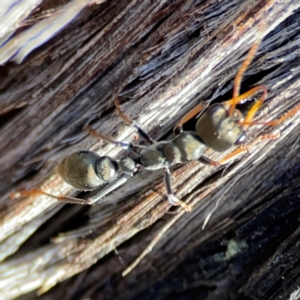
(58, 151, 118, 190)
(196, 104, 244, 152)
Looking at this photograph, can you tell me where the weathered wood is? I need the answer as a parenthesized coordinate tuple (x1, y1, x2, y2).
(1, 0, 300, 299)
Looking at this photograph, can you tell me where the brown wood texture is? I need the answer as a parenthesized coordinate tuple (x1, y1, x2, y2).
(1, 0, 300, 299)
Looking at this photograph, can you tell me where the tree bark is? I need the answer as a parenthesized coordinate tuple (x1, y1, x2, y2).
(1, 0, 300, 299)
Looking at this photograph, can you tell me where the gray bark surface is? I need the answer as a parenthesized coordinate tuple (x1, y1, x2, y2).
(0, 0, 300, 299)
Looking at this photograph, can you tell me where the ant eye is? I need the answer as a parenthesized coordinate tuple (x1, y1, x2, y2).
(235, 131, 246, 145)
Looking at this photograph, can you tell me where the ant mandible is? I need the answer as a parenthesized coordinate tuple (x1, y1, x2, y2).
(12, 29, 300, 213)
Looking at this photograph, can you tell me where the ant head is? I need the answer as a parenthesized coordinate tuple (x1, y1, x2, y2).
(195, 104, 245, 152)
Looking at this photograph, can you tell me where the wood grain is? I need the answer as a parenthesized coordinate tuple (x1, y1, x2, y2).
(0, 0, 300, 299)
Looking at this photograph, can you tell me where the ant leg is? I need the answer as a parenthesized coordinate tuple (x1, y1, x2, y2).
(174, 102, 206, 135)
(10, 175, 131, 205)
(198, 155, 220, 166)
(10, 189, 91, 205)
(86, 126, 136, 152)
(242, 86, 268, 125)
(121, 166, 194, 276)
(229, 25, 266, 116)
(228, 82, 300, 129)
(219, 132, 279, 164)
(163, 167, 192, 212)
(263, 103, 300, 126)
(114, 94, 155, 144)
(242, 102, 300, 127)
(85, 175, 130, 204)
(224, 85, 268, 119)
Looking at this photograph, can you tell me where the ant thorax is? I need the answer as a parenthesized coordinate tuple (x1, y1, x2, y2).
(139, 131, 206, 170)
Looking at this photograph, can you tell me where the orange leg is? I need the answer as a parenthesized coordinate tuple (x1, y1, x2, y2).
(219, 132, 279, 164)
(230, 85, 268, 125)
(229, 35, 265, 116)
(224, 85, 268, 126)
(243, 93, 266, 124)
(224, 85, 268, 119)
(242, 102, 300, 127)
(174, 102, 205, 133)
(86, 126, 117, 144)
(10, 189, 91, 205)
(11, 173, 131, 205)
(114, 94, 133, 126)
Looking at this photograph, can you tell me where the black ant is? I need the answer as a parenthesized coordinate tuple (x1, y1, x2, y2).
(13, 33, 299, 208)
(11, 27, 300, 276)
